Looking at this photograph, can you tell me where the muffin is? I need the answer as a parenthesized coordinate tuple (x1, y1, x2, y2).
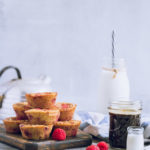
(25, 108, 60, 125)
(54, 120, 81, 137)
(56, 103, 77, 121)
(19, 124, 53, 140)
(26, 92, 57, 109)
(13, 102, 31, 120)
(3, 117, 27, 133)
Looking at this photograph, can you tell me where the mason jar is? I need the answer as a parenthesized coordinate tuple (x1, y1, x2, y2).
(108, 101, 142, 148)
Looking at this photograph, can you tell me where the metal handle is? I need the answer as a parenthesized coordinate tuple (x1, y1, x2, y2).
(0, 66, 22, 108)
(0, 66, 22, 80)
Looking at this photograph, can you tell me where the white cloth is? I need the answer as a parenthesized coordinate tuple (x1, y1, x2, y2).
(74, 111, 150, 142)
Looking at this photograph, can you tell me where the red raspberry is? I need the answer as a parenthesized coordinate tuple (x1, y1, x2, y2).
(52, 128, 66, 141)
(97, 141, 109, 150)
(86, 145, 100, 150)
(62, 104, 68, 108)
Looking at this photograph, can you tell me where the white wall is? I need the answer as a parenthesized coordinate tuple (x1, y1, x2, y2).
(0, 0, 150, 112)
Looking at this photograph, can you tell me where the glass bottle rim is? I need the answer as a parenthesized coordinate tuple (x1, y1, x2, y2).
(108, 100, 142, 111)
(127, 126, 144, 134)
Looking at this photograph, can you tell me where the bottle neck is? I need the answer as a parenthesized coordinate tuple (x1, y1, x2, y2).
(102, 58, 126, 70)
(128, 126, 144, 135)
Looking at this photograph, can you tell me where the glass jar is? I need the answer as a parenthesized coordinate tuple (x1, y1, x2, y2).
(108, 101, 142, 148)
(127, 126, 144, 150)
(99, 58, 130, 113)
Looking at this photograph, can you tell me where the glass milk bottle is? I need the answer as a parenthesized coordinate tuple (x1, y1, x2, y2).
(99, 58, 130, 113)
(127, 126, 144, 150)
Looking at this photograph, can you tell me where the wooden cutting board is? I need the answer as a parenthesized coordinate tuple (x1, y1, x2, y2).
(0, 124, 92, 150)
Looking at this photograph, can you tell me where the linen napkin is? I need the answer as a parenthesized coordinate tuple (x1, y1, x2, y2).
(74, 111, 150, 141)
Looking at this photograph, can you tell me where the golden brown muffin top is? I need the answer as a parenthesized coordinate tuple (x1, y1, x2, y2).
(26, 92, 57, 97)
(55, 120, 81, 126)
(25, 108, 59, 115)
(19, 124, 53, 128)
(13, 102, 29, 107)
(56, 102, 77, 111)
(3, 117, 27, 123)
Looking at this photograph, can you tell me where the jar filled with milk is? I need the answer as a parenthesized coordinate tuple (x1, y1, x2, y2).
(127, 126, 144, 150)
(99, 58, 130, 113)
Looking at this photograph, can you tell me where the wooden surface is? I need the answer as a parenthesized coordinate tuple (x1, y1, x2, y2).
(0, 124, 92, 150)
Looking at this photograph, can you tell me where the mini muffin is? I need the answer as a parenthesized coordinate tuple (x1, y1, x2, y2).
(13, 102, 31, 120)
(26, 92, 57, 109)
(56, 103, 77, 121)
(19, 124, 53, 140)
(25, 108, 60, 125)
(3, 117, 27, 133)
(54, 120, 81, 137)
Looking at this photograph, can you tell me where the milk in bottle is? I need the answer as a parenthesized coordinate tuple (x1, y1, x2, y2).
(127, 127, 144, 150)
(99, 58, 130, 113)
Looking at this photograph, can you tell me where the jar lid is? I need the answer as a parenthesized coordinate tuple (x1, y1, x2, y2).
(108, 100, 142, 114)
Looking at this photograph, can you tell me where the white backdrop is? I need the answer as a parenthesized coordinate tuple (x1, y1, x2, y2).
(0, 0, 150, 112)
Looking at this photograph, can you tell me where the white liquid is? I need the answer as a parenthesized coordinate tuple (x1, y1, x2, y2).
(99, 68, 130, 113)
(127, 133, 144, 150)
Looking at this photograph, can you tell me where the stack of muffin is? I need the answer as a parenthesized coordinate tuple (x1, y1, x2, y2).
(3, 92, 81, 140)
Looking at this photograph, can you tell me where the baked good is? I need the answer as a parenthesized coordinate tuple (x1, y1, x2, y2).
(19, 124, 53, 140)
(26, 92, 57, 109)
(25, 108, 60, 125)
(54, 120, 81, 136)
(56, 103, 76, 121)
(13, 102, 31, 120)
(3, 117, 27, 133)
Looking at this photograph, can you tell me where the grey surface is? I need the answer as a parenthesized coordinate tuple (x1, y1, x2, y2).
(0, 143, 18, 150)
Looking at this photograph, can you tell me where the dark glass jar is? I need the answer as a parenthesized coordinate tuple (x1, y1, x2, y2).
(108, 101, 142, 149)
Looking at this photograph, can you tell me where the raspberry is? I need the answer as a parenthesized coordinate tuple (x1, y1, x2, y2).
(86, 145, 100, 150)
(52, 128, 66, 141)
(62, 104, 68, 108)
(97, 141, 109, 150)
